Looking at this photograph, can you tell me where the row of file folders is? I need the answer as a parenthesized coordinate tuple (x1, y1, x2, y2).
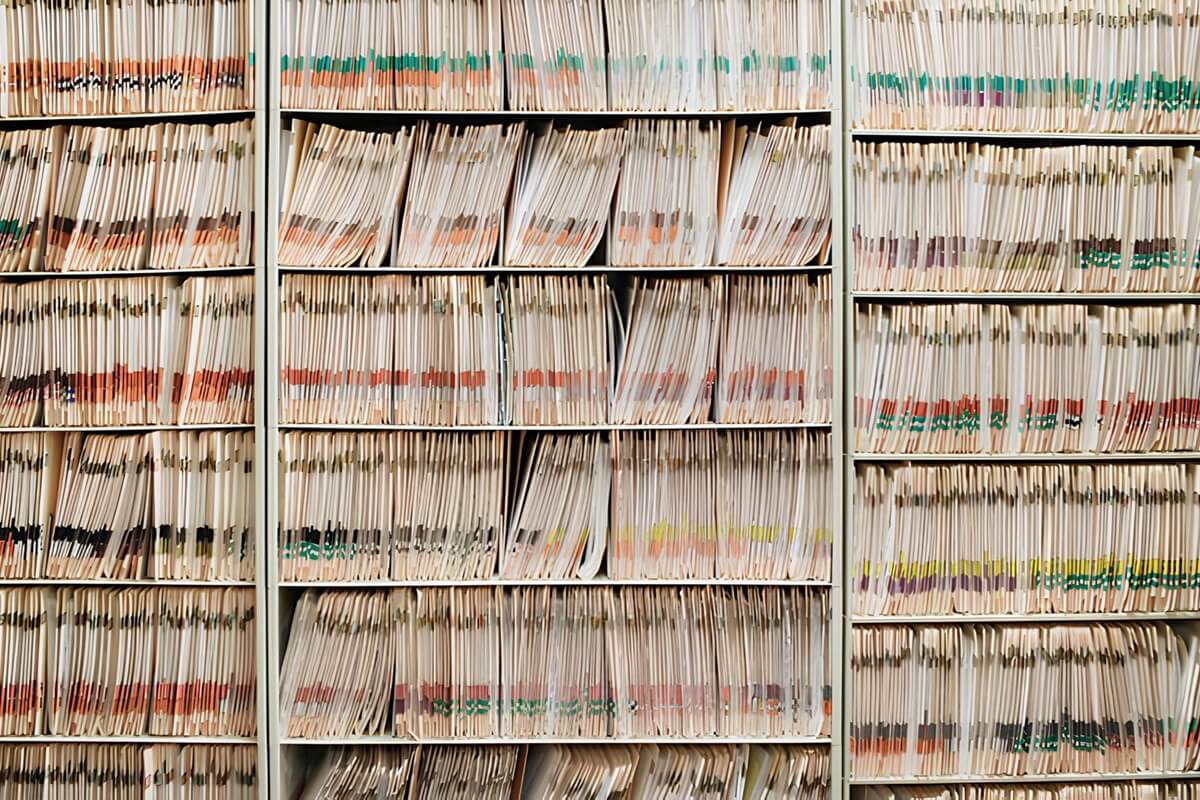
(280, 0, 829, 112)
(855, 303, 1200, 453)
(0, 587, 256, 737)
(0, 0, 252, 117)
(279, 428, 831, 582)
(849, 0, 1200, 133)
(0, 430, 254, 582)
(280, 273, 831, 425)
(279, 120, 831, 268)
(0, 275, 255, 426)
(295, 743, 828, 800)
(279, 586, 830, 740)
(854, 463, 1200, 616)
(850, 622, 1200, 778)
(853, 143, 1200, 293)
(0, 122, 255, 272)
(0, 744, 257, 799)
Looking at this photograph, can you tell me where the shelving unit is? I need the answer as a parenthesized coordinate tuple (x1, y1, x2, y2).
(265, 2, 845, 797)
(0, 0, 270, 785)
(839, 15, 1200, 800)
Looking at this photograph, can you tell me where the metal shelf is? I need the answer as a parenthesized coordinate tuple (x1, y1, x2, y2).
(1, 266, 256, 279)
(0, 109, 253, 124)
(850, 611, 1200, 625)
(848, 772, 1200, 786)
(281, 735, 832, 746)
(283, 107, 834, 120)
(0, 423, 255, 433)
(850, 128, 1200, 143)
(278, 578, 835, 589)
(279, 264, 833, 275)
(0, 734, 258, 744)
(0, 578, 255, 587)
(280, 422, 832, 432)
(853, 292, 1200, 303)
(852, 452, 1200, 463)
